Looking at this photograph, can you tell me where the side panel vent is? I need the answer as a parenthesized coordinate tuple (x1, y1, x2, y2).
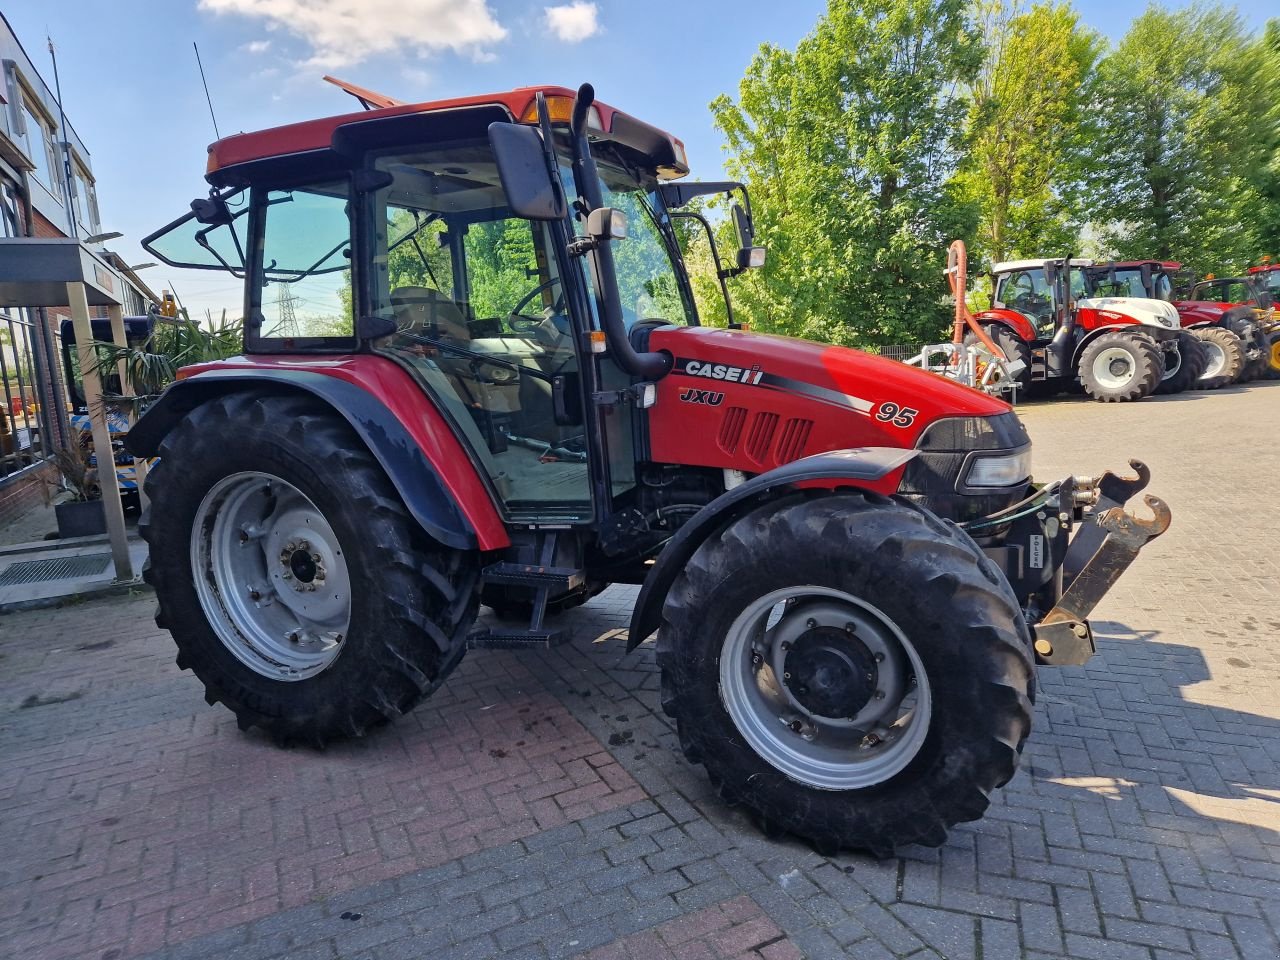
(744, 412, 779, 465)
(774, 418, 813, 465)
(718, 406, 748, 454)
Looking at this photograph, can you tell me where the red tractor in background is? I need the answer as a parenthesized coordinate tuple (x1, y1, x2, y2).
(971, 257, 1189, 401)
(129, 82, 1169, 856)
(1088, 261, 1274, 387)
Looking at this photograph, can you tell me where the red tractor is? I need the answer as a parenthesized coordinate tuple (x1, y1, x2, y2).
(1088, 261, 1272, 388)
(971, 257, 1187, 401)
(131, 83, 1168, 856)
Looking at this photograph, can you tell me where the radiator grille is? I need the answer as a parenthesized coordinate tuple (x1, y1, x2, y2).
(744, 412, 779, 465)
(718, 406, 748, 454)
(774, 418, 814, 465)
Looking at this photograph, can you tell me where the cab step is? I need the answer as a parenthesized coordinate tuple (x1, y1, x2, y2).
(480, 562, 585, 591)
(467, 626, 568, 649)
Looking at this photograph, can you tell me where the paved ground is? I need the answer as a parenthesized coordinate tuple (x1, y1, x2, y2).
(2, 380, 1278, 960)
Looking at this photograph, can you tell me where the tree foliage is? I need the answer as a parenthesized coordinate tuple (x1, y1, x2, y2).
(959, 2, 1101, 264)
(711, 0, 982, 347)
(1086, 3, 1271, 273)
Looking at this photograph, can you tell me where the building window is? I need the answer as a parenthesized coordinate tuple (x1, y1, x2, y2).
(73, 164, 99, 233)
(20, 96, 58, 198)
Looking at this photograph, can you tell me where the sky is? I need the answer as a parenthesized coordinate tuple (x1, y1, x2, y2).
(3, 0, 1274, 320)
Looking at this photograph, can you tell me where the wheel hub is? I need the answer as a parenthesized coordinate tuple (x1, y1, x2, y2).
(280, 540, 325, 591)
(782, 627, 878, 719)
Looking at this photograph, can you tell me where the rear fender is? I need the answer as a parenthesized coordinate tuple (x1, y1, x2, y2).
(127, 368, 509, 551)
(626, 447, 917, 650)
(973, 309, 1037, 343)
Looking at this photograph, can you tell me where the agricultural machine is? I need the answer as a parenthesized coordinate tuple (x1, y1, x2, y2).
(130, 82, 1169, 855)
(1245, 258, 1280, 377)
(971, 257, 1187, 401)
(1088, 261, 1274, 387)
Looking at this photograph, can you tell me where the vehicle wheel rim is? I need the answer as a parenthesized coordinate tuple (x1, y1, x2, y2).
(1200, 341, 1225, 379)
(1270, 339, 1280, 372)
(1161, 346, 1181, 381)
(719, 586, 932, 790)
(191, 471, 352, 681)
(1091, 346, 1137, 389)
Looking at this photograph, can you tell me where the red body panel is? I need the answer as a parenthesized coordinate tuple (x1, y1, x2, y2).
(645, 327, 1010, 491)
(1074, 307, 1145, 332)
(972, 308, 1038, 342)
(206, 85, 623, 174)
(1171, 300, 1232, 328)
(178, 355, 511, 550)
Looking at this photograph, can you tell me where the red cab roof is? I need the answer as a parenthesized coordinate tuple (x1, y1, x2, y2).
(205, 85, 680, 176)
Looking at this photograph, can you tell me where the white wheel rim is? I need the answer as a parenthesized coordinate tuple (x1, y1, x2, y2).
(1161, 346, 1181, 381)
(191, 471, 352, 681)
(1200, 342, 1226, 379)
(1091, 346, 1138, 390)
(719, 586, 933, 790)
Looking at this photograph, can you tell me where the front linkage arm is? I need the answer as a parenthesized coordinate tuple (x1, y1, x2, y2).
(1032, 460, 1171, 666)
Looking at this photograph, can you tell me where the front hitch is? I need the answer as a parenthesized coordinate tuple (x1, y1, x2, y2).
(1032, 461, 1171, 666)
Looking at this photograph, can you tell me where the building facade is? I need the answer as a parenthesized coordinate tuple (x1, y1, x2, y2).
(0, 12, 157, 530)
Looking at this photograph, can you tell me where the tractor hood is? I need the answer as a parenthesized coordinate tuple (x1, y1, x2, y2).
(1076, 296, 1180, 330)
(644, 326, 1017, 478)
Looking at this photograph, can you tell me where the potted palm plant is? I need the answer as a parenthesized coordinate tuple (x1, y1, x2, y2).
(45, 440, 107, 538)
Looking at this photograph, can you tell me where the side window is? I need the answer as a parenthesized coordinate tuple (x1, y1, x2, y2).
(1068, 268, 1089, 301)
(463, 219, 541, 322)
(256, 181, 354, 340)
(1225, 282, 1250, 304)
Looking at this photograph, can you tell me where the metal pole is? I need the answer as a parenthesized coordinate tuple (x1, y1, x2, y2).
(47, 36, 78, 238)
(67, 281, 132, 580)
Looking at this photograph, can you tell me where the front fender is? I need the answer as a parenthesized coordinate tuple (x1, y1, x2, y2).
(626, 447, 917, 650)
(127, 368, 509, 552)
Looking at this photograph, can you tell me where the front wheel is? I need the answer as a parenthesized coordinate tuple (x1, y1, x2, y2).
(657, 494, 1034, 857)
(1077, 331, 1163, 402)
(141, 392, 480, 745)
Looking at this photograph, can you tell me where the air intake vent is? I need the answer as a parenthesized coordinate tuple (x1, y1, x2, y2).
(774, 418, 813, 465)
(718, 406, 748, 454)
(745, 412, 779, 465)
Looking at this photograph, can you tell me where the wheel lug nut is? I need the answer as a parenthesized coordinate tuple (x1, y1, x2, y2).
(874, 690, 886, 700)
(249, 589, 261, 601)
(874, 652, 885, 662)
(288, 632, 300, 643)
(806, 619, 817, 629)
(845, 622, 856, 633)
(783, 672, 791, 680)
(780, 641, 790, 651)
(312, 553, 321, 563)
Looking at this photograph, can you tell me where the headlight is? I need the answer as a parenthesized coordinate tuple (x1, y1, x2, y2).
(965, 448, 1033, 488)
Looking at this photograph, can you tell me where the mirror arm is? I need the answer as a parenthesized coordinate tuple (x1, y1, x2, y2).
(671, 210, 739, 329)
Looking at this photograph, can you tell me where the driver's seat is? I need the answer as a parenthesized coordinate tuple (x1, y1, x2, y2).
(390, 286, 471, 342)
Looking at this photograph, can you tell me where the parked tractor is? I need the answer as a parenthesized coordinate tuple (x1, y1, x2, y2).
(130, 83, 1169, 856)
(972, 257, 1184, 401)
(1088, 261, 1271, 388)
(1245, 259, 1280, 378)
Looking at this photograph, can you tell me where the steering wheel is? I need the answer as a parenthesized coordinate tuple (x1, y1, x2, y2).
(508, 277, 564, 334)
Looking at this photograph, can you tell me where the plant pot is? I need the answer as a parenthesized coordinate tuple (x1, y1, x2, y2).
(55, 499, 107, 538)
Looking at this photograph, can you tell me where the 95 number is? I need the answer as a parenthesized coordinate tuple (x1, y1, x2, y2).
(875, 401, 919, 428)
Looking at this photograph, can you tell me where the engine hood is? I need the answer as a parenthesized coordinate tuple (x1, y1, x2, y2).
(644, 326, 1017, 476)
(1076, 296, 1179, 329)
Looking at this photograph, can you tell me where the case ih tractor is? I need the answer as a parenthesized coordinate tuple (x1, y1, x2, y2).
(972, 257, 1187, 401)
(131, 83, 1169, 856)
(1088, 261, 1272, 388)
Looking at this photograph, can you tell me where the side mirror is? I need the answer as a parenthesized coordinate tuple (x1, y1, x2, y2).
(731, 202, 753, 247)
(586, 207, 628, 241)
(488, 122, 567, 221)
(736, 246, 766, 270)
(190, 196, 233, 226)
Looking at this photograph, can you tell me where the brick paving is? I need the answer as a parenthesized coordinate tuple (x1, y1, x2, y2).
(2, 381, 1278, 959)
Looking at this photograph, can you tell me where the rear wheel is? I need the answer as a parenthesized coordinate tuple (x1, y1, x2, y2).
(657, 494, 1034, 857)
(1266, 332, 1280, 380)
(1155, 330, 1207, 395)
(1077, 331, 1163, 402)
(141, 392, 480, 744)
(1193, 326, 1243, 390)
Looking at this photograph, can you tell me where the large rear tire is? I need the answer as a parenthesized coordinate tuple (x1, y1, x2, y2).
(141, 392, 480, 745)
(1220, 309, 1264, 382)
(1077, 331, 1163, 402)
(1192, 326, 1244, 390)
(1265, 332, 1280, 380)
(1155, 330, 1207, 395)
(657, 494, 1034, 857)
(965, 324, 1031, 394)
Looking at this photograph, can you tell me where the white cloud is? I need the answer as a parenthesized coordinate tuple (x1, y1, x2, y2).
(241, 39, 271, 54)
(544, 2, 599, 43)
(200, 0, 507, 69)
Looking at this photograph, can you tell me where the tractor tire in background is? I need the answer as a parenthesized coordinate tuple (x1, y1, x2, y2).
(1193, 326, 1244, 390)
(1077, 331, 1163, 402)
(1155, 330, 1207, 395)
(657, 493, 1035, 857)
(141, 391, 480, 745)
(1265, 332, 1280, 380)
(965, 324, 1031, 394)
(1220, 309, 1264, 383)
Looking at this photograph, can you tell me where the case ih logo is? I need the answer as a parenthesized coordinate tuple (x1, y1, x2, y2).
(676, 358, 765, 384)
(679, 388, 725, 406)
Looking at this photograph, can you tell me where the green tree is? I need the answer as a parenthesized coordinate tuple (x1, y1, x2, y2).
(712, 0, 982, 347)
(1250, 19, 1280, 259)
(1086, 3, 1270, 273)
(959, 1, 1101, 264)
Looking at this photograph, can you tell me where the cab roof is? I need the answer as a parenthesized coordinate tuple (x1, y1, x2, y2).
(205, 84, 687, 180)
(991, 258, 1093, 273)
(1092, 260, 1182, 270)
